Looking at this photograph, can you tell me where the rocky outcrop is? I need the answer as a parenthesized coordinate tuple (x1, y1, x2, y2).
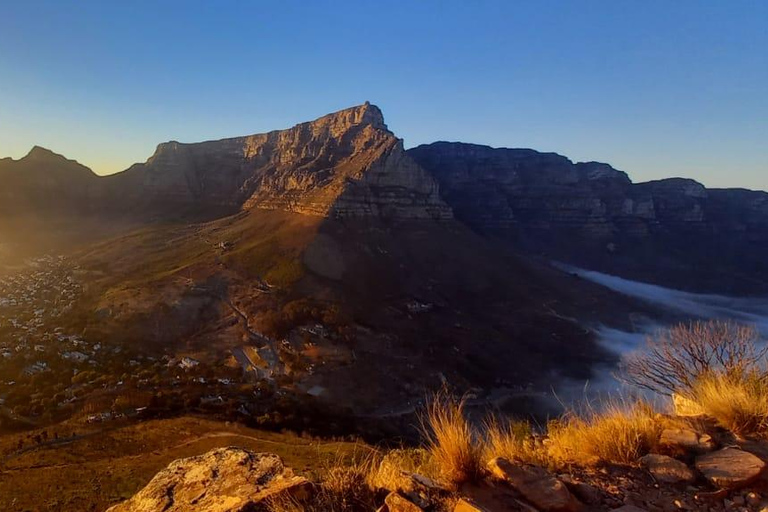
(407, 142, 633, 236)
(106, 448, 311, 512)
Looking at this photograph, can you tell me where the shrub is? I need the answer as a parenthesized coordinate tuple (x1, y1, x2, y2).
(546, 400, 661, 466)
(691, 371, 768, 437)
(621, 320, 766, 396)
(420, 392, 483, 487)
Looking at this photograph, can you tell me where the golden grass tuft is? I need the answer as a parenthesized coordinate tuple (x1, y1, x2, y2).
(267, 454, 379, 512)
(370, 448, 439, 490)
(546, 400, 661, 466)
(691, 372, 768, 437)
(482, 417, 548, 467)
(420, 392, 484, 487)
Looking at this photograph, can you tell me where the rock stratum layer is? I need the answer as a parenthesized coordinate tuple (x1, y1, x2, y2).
(408, 141, 768, 242)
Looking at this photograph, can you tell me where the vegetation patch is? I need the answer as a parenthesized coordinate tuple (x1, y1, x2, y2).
(420, 392, 484, 487)
(546, 400, 661, 466)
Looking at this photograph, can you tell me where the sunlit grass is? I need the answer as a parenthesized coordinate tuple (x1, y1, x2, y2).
(482, 416, 547, 467)
(420, 392, 483, 487)
(691, 372, 768, 437)
(546, 400, 661, 466)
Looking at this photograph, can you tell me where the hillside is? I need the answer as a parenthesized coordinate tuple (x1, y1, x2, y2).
(70, 206, 650, 418)
(0, 415, 369, 512)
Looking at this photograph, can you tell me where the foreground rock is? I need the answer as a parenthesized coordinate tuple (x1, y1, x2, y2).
(106, 447, 311, 512)
(695, 447, 766, 489)
(638, 454, 696, 484)
(373, 453, 450, 509)
(487, 457, 582, 512)
(657, 427, 715, 457)
(385, 491, 425, 512)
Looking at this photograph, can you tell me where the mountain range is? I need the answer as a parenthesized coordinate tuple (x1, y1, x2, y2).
(1, 103, 766, 415)
(2, 102, 765, 293)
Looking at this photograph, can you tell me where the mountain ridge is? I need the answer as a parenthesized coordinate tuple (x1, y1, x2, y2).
(2, 103, 767, 293)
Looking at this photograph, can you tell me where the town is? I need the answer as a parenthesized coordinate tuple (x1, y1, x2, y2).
(0, 255, 353, 436)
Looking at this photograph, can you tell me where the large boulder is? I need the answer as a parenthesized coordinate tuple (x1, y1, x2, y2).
(106, 447, 312, 512)
(487, 457, 581, 512)
(638, 454, 696, 484)
(695, 448, 766, 489)
(657, 428, 714, 457)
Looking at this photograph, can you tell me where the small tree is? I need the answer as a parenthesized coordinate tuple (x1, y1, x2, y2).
(619, 320, 767, 396)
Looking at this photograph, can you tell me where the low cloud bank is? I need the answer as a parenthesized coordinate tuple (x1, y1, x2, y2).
(551, 265, 768, 405)
(566, 266, 768, 334)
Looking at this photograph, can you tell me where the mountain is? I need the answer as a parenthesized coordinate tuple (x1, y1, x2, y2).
(0, 103, 765, 421)
(408, 142, 768, 294)
(101, 102, 452, 221)
(0, 146, 100, 215)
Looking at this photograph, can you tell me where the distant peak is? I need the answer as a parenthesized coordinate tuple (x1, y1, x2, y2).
(356, 101, 386, 129)
(26, 146, 64, 160)
(316, 102, 388, 132)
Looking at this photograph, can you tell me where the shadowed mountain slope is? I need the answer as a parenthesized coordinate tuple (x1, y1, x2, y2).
(0, 146, 100, 216)
(409, 141, 768, 294)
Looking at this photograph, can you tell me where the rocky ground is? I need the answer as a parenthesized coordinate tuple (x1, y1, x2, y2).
(106, 417, 768, 512)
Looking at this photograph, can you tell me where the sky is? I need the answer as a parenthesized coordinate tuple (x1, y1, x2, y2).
(0, 0, 766, 190)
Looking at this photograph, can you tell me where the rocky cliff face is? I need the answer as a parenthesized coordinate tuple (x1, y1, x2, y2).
(409, 141, 768, 293)
(108, 103, 452, 220)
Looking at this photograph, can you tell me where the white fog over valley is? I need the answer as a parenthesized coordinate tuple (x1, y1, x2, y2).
(552, 264, 768, 402)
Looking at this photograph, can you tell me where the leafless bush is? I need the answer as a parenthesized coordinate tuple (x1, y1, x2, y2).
(619, 320, 767, 396)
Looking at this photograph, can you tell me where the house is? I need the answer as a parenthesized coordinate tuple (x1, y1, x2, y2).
(179, 357, 200, 369)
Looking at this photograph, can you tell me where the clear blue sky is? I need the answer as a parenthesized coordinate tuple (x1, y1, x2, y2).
(0, 0, 765, 190)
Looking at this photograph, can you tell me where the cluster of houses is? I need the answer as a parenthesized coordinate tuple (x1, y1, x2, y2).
(0, 256, 99, 386)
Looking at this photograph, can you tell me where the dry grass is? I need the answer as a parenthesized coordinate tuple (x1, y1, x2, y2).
(546, 400, 661, 466)
(482, 417, 547, 466)
(370, 448, 439, 489)
(691, 372, 768, 437)
(267, 453, 379, 512)
(420, 392, 484, 487)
